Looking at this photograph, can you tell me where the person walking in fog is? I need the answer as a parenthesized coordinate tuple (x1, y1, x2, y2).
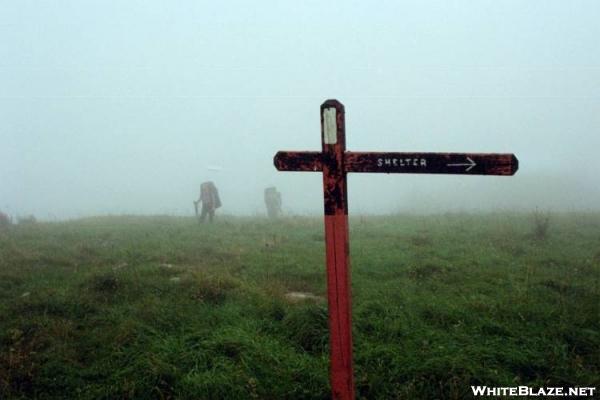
(194, 181, 221, 223)
(264, 186, 282, 219)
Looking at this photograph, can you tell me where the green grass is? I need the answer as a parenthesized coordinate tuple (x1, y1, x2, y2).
(0, 213, 599, 399)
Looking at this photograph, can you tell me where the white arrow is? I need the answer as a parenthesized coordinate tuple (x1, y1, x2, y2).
(447, 156, 476, 172)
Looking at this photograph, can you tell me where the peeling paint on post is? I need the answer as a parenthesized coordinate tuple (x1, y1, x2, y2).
(320, 100, 353, 399)
(273, 99, 518, 400)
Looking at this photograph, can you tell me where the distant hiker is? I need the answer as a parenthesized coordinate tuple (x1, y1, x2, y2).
(0, 211, 11, 230)
(194, 181, 221, 223)
(264, 187, 282, 219)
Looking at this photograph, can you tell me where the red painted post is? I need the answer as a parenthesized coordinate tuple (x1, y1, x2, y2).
(320, 100, 354, 400)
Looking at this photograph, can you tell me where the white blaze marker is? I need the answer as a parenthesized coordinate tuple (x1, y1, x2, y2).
(323, 108, 337, 144)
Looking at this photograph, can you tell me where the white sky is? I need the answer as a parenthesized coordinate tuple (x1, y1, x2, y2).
(1, 1, 599, 218)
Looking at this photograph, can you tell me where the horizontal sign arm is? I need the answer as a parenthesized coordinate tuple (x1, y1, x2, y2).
(275, 150, 518, 176)
(274, 151, 323, 172)
(345, 152, 518, 175)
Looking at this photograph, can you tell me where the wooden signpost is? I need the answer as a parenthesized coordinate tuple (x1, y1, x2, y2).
(274, 99, 518, 400)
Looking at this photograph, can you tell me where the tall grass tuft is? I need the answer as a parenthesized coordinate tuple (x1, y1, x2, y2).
(282, 304, 329, 353)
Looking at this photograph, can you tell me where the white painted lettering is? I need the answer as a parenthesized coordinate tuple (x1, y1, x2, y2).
(376, 157, 427, 168)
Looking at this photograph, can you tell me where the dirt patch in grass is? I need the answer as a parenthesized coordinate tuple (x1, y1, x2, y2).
(284, 291, 324, 303)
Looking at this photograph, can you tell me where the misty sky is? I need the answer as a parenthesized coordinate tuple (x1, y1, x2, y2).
(2, 1, 599, 219)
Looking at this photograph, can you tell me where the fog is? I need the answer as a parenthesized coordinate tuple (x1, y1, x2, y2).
(2, 1, 599, 219)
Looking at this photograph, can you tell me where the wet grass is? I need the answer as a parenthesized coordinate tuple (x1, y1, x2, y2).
(0, 213, 599, 399)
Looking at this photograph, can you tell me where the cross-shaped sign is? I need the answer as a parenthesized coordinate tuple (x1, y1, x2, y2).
(273, 99, 518, 400)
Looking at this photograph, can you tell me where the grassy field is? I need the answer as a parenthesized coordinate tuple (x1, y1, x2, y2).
(1, 213, 599, 399)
